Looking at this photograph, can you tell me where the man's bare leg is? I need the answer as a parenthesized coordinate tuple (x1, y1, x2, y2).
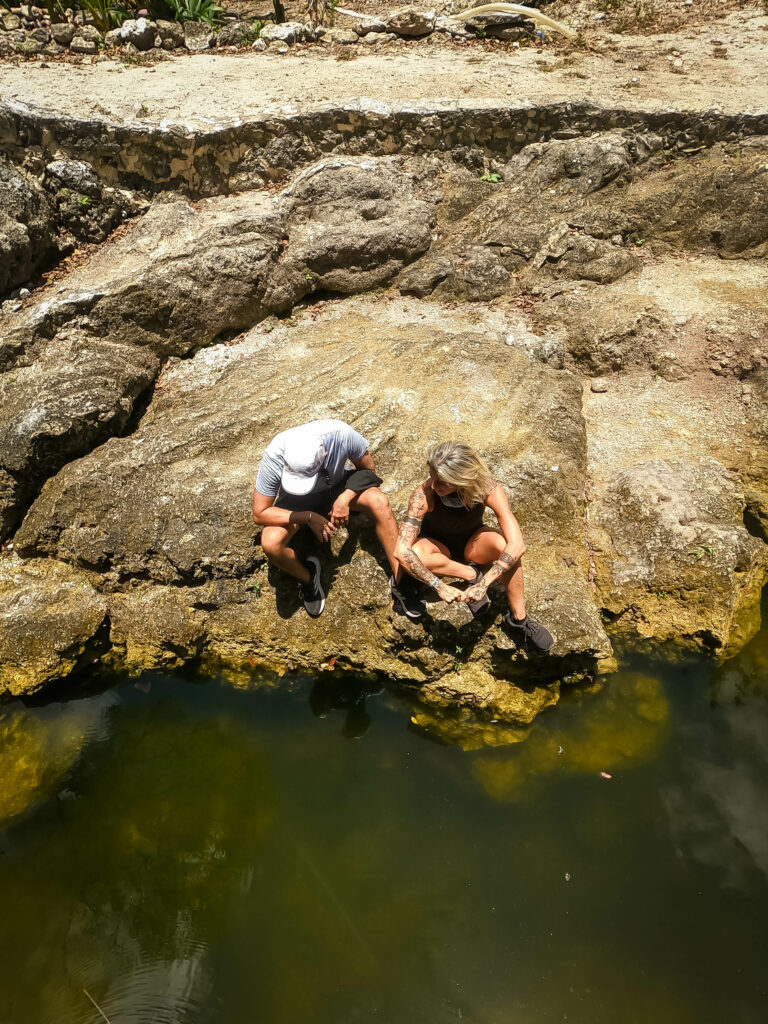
(349, 487, 402, 578)
(260, 523, 309, 584)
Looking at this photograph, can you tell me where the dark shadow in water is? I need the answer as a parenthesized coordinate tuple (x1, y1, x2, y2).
(309, 674, 382, 739)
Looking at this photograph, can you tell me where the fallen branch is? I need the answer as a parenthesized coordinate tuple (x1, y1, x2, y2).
(334, 2, 576, 38)
(454, 3, 577, 39)
(83, 989, 112, 1024)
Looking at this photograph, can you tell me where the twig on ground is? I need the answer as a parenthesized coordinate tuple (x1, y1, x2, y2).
(83, 989, 112, 1024)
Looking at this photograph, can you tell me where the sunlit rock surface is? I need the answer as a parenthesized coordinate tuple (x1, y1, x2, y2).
(0, 554, 106, 695)
(0, 127, 767, 712)
(12, 302, 612, 719)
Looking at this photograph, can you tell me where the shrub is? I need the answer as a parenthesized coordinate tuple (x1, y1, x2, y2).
(165, 0, 224, 25)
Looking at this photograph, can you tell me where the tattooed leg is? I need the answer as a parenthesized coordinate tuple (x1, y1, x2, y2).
(412, 538, 476, 581)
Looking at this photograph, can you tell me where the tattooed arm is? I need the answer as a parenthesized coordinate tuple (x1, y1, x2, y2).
(395, 485, 461, 602)
(461, 484, 526, 601)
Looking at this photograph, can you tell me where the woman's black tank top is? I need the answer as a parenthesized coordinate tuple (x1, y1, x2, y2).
(421, 492, 485, 543)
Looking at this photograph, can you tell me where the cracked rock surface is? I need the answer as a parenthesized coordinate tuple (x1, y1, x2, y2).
(0, 126, 767, 718)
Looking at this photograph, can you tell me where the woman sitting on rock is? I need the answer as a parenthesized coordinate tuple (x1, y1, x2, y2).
(393, 440, 554, 652)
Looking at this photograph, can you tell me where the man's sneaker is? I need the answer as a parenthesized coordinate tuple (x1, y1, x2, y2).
(390, 575, 426, 621)
(299, 556, 325, 618)
(465, 561, 490, 617)
(502, 612, 554, 652)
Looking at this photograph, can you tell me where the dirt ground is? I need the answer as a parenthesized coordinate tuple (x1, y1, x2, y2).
(1, 6, 767, 125)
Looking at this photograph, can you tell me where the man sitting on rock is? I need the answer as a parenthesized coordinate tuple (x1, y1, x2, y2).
(252, 418, 424, 619)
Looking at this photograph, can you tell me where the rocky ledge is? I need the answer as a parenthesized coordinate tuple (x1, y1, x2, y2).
(1, 122, 766, 727)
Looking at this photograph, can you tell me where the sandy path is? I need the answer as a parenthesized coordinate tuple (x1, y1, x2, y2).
(2, 9, 767, 127)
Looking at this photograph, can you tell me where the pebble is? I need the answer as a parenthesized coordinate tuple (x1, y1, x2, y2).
(591, 378, 609, 393)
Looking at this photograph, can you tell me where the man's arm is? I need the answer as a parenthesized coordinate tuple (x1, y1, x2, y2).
(351, 451, 376, 472)
(330, 450, 376, 526)
(253, 490, 335, 540)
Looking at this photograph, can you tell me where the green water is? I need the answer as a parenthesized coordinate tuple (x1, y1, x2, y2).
(1, 627, 767, 1024)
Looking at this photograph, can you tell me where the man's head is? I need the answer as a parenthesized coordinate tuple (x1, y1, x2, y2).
(281, 432, 326, 495)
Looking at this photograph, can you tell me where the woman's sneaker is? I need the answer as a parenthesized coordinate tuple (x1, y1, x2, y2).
(502, 612, 554, 652)
(465, 562, 490, 617)
(299, 556, 325, 617)
(390, 575, 426, 621)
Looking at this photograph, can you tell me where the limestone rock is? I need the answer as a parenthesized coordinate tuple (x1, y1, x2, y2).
(387, 6, 435, 36)
(43, 158, 126, 243)
(156, 18, 184, 49)
(69, 35, 98, 54)
(0, 555, 107, 697)
(581, 137, 768, 258)
(0, 156, 58, 298)
(535, 291, 674, 374)
(217, 20, 260, 47)
(50, 24, 76, 46)
(13, 304, 611, 708)
(118, 16, 155, 50)
(319, 27, 359, 44)
(183, 20, 215, 50)
(260, 21, 313, 45)
(590, 459, 768, 655)
(0, 160, 434, 539)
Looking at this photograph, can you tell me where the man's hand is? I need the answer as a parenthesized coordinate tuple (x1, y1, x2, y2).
(460, 583, 488, 604)
(307, 513, 336, 542)
(329, 495, 351, 529)
(435, 581, 463, 604)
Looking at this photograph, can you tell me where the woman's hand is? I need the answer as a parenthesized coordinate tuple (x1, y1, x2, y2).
(308, 513, 336, 542)
(460, 583, 488, 604)
(435, 581, 463, 603)
(329, 496, 351, 529)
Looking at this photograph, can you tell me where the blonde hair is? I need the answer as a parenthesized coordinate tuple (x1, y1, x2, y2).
(427, 440, 495, 508)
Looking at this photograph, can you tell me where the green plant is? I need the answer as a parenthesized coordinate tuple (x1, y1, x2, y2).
(166, 0, 223, 25)
(80, 0, 130, 30)
(240, 19, 261, 43)
(480, 172, 501, 183)
(452, 645, 463, 672)
(689, 545, 713, 561)
(248, 581, 262, 595)
(77, 194, 93, 208)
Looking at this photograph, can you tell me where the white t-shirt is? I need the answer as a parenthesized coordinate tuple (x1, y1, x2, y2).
(254, 419, 369, 498)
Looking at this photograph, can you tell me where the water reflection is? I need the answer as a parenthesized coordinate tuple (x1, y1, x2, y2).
(471, 671, 669, 801)
(663, 626, 768, 887)
(0, 636, 766, 1024)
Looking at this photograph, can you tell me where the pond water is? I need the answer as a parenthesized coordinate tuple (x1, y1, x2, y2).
(1, 620, 767, 1024)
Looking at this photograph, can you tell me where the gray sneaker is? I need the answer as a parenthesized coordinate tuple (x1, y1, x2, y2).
(502, 612, 554, 652)
(465, 562, 490, 617)
(299, 556, 325, 618)
(390, 575, 426, 620)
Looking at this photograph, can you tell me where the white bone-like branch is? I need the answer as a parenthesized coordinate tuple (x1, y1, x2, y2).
(454, 3, 577, 38)
(333, 2, 576, 38)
